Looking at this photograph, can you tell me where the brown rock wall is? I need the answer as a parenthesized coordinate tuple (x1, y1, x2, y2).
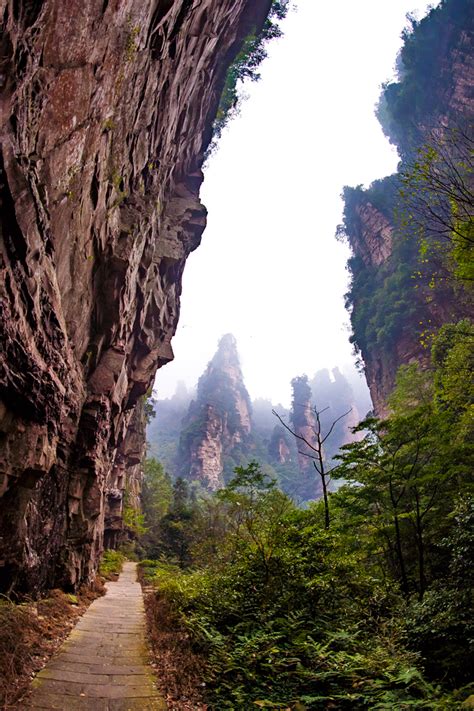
(0, 0, 272, 593)
(353, 203, 393, 268)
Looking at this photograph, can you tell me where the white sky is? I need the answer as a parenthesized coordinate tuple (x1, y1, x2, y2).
(154, 0, 436, 407)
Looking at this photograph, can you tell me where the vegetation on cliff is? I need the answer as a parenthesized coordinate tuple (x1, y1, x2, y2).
(210, 1, 289, 150)
(376, 0, 473, 153)
(338, 0, 473, 405)
(339, 178, 424, 359)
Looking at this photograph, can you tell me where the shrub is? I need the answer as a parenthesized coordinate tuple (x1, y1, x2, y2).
(99, 550, 125, 579)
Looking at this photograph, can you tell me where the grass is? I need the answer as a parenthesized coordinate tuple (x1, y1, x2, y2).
(0, 587, 101, 709)
(138, 561, 207, 710)
(99, 550, 126, 579)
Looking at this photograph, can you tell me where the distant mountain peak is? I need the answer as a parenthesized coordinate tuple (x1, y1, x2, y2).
(177, 334, 252, 490)
(211, 333, 240, 369)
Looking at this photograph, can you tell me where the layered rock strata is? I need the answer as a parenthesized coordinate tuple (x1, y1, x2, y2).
(177, 334, 252, 490)
(0, 0, 272, 593)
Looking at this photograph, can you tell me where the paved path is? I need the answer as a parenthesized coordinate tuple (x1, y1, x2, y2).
(27, 562, 166, 710)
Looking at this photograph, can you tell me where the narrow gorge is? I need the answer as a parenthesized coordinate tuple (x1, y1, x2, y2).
(0, 1, 472, 708)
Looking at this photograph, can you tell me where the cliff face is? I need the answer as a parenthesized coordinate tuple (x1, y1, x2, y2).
(148, 351, 366, 501)
(346, 196, 435, 416)
(342, 0, 473, 415)
(346, 191, 467, 416)
(352, 204, 393, 268)
(177, 334, 252, 490)
(268, 426, 292, 465)
(103, 399, 144, 551)
(0, 0, 271, 593)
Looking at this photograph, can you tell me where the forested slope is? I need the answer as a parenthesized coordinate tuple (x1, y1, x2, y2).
(337, 0, 473, 414)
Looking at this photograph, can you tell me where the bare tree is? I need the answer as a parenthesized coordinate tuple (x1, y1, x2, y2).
(400, 123, 474, 283)
(272, 405, 351, 529)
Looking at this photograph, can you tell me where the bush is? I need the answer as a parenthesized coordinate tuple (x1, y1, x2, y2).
(99, 550, 125, 579)
(143, 514, 453, 709)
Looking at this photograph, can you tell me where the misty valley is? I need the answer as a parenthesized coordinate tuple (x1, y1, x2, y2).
(0, 0, 472, 709)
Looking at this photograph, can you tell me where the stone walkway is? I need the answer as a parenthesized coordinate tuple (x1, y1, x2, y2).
(27, 562, 166, 710)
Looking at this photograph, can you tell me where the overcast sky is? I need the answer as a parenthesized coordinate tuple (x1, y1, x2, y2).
(154, 0, 436, 407)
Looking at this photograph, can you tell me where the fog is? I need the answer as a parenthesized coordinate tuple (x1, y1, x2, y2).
(154, 0, 436, 407)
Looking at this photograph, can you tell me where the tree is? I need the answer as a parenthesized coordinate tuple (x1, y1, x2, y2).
(405, 496, 474, 685)
(156, 478, 198, 568)
(337, 407, 442, 599)
(217, 461, 291, 582)
(272, 405, 351, 529)
(431, 319, 474, 437)
(336, 346, 473, 601)
(141, 458, 173, 558)
(400, 124, 474, 284)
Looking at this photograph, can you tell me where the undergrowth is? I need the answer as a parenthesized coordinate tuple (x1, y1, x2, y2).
(99, 549, 126, 579)
(138, 324, 472, 708)
(0, 588, 99, 710)
(139, 550, 455, 710)
(139, 561, 207, 710)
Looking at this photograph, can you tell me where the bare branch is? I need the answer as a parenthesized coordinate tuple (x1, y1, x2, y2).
(272, 409, 319, 453)
(321, 408, 352, 444)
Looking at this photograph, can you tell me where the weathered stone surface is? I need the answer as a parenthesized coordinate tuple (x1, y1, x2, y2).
(353, 203, 393, 268)
(268, 426, 293, 465)
(0, 0, 272, 593)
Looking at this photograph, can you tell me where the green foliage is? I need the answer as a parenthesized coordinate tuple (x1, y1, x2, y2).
(407, 498, 474, 686)
(338, 176, 431, 361)
(144, 515, 447, 709)
(432, 320, 474, 436)
(208, 1, 288, 153)
(141, 459, 173, 544)
(341, 130, 472, 361)
(137, 326, 473, 707)
(337, 324, 473, 601)
(99, 549, 125, 578)
(143, 393, 156, 425)
(145, 477, 201, 567)
(140, 439, 473, 707)
(122, 496, 147, 537)
(405, 497, 474, 686)
(400, 127, 474, 288)
(340, 1, 473, 368)
(375, 0, 472, 153)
